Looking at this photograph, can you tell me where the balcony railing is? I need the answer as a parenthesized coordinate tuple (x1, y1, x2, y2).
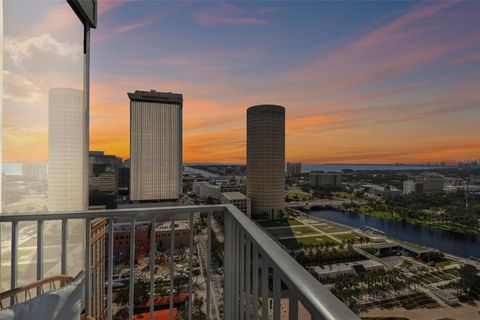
(0, 205, 359, 320)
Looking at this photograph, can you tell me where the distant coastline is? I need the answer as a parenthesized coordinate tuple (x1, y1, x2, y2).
(185, 162, 453, 173)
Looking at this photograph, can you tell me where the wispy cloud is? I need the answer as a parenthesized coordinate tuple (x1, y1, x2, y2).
(195, 3, 270, 26)
(4, 34, 81, 65)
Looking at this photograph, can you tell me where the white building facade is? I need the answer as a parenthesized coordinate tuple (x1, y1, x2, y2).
(48, 88, 86, 212)
(129, 90, 182, 201)
(221, 192, 251, 218)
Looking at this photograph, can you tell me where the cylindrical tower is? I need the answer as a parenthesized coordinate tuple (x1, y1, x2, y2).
(247, 105, 285, 219)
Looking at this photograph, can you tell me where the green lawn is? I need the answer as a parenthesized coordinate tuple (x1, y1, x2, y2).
(257, 218, 304, 228)
(286, 190, 312, 201)
(292, 226, 317, 235)
(279, 235, 337, 250)
(332, 192, 359, 200)
(357, 205, 395, 219)
(434, 259, 453, 268)
(334, 233, 361, 243)
(313, 223, 350, 233)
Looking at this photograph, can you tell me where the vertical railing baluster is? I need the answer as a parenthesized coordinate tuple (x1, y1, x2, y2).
(188, 213, 194, 320)
(289, 293, 298, 320)
(169, 216, 175, 320)
(85, 218, 92, 316)
(206, 213, 211, 319)
(252, 245, 259, 320)
(129, 218, 136, 320)
(245, 238, 251, 320)
(261, 256, 268, 320)
(36, 220, 43, 297)
(10, 221, 18, 306)
(234, 222, 239, 320)
(61, 219, 68, 276)
(239, 229, 245, 320)
(107, 218, 114, 320)
(223, 213, 232, 319)
(273, 270, 281, 320)
(149, 215, 156, 320)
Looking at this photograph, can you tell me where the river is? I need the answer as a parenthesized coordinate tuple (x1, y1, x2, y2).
(309, 210, 480, 259)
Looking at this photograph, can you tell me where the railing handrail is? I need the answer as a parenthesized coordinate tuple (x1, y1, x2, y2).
(223, 204, 359, 320)
(0, 275, 74, 306)
(0, 204, 225, 222)
(0, 204, 359, 319)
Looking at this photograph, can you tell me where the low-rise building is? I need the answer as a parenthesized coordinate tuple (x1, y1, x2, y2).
(310, 172, 342, 188)
(362, 184, 401, 199)
(221, 192, 251, 218)
(112, 222, 150, 258)
(111, 220, 191, 257)
(192, 181, 245, 200)
(470, 175, 480, 185)
(155, 220, 190, 250)
(403, 180, 424, 195)
(313, 260, 384, 280)
(193, 181, 221, 199)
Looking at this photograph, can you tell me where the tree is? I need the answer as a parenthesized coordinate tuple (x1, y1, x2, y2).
(458, 265, 480, 296)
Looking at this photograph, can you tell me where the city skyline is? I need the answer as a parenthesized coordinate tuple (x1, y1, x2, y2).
(2, 1, 480, 165)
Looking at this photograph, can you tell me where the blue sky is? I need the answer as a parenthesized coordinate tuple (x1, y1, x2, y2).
(3, 1, 480, 164)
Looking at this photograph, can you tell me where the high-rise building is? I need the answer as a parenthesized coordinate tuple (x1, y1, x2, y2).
(246, 105, 285, 219)
(129, 90, 182, 201)
(419, 174, 444, 194)
(287, 162, 302, 177)
(48, 88, 86, 212)
(89, 151, 121, 207)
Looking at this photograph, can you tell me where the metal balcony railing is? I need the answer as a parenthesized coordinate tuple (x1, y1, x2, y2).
(0, 204, 359, 320)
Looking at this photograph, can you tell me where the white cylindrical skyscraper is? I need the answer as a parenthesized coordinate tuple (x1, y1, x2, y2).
(48, 88, 86, 212)
(247, 105, 285, 219)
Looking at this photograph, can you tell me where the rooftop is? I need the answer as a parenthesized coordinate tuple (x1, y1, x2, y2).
(156, 220, 190, 232)
(127, 90, 183, 104)
(222, 192, 249, 200)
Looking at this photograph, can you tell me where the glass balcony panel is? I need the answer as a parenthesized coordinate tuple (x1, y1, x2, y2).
(1, 0, 85, 292)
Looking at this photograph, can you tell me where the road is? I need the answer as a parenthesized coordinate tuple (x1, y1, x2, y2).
(196, 238, 221, 319)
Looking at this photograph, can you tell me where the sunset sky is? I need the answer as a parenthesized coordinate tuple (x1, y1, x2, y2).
(3, 0, 480, 164)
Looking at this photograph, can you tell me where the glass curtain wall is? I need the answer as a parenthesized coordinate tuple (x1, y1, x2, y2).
(1, 0, 85, 292)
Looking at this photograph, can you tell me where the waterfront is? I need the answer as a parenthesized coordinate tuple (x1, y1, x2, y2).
(301, 163, 450, 173)
(309, 210, 480, 259)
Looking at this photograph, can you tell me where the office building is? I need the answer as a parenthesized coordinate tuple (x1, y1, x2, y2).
(193, 181, 222, 199)
(221, 192, 251, 218)
(129, 90, 182, 201)
(118, 167, 130, 198)
(48, 88, 86, 212)
(287, 162, 302, 177)
(310, 172, 342, 188)
(362, 184, 401, 199)
(403, 180, 424, 195)
(470, 175, 480, 185)
(192, 181, 245, 200)
(247, 105, 285, 219)
(155, 220, 190, 250)
(419, 174, 444, 194)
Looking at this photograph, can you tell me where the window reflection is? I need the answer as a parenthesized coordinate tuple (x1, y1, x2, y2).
(1, 0, 85, 291)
